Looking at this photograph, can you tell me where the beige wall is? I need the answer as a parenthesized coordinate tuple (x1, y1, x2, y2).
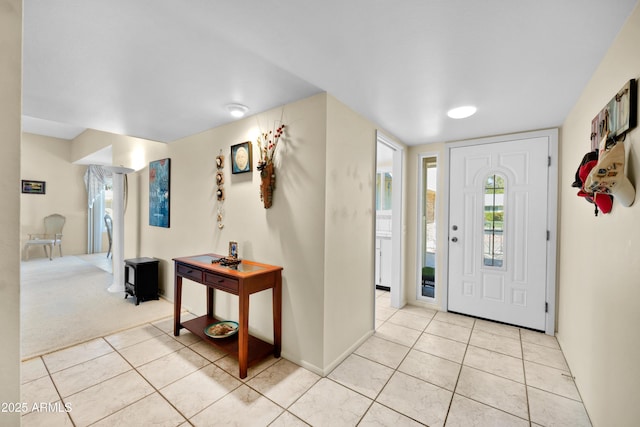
(71, 128, 165, 169)
(0, 0, 22, 425)
(558, 3, 640, 425)
(20, 129, 166, 262)
(18, 91, 381, 374)
(129, 93, 382, 373)
(323, 95, 377, 369)
(71, 128, 168, 260)
(21, 133, 88, 258)
(71, 129, 111, 163)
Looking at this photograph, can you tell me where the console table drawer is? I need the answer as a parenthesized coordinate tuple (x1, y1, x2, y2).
(205, 272, 239, 293)
(177, 264, 203, 282)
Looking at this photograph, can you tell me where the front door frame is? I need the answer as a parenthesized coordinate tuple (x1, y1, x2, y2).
(376, 131, 404, 309)
(444, 129, 558, 335)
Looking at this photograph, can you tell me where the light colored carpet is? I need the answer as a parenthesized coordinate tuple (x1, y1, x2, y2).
(21, 255, 174, 359)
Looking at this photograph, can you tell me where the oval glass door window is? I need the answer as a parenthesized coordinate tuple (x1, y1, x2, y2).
(484, 174, 505, 267)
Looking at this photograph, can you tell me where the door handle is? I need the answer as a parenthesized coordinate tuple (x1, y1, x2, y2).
(451, 237, 458, 242)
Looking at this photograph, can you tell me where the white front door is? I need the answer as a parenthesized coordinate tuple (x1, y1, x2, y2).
(448, 136, 550, 330)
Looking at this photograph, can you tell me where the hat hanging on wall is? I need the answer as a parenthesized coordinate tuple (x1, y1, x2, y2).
(576, 157, 612, 215)
(585, 138, 635, 207)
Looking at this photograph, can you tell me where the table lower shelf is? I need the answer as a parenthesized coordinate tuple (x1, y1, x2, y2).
(180, 315, 276, 367)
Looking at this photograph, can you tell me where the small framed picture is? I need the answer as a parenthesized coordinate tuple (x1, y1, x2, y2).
(231, 141, 252, 174)
(612, 79, 637, 137)
(229, 241, 238, 259)
(22, 180, 46, 194)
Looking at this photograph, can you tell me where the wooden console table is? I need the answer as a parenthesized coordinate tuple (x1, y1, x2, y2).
(173, 254, 282, 378)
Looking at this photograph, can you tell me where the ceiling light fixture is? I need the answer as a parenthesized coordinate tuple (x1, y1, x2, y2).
(447, 105, 477, 119)
(226, 103, 249, 118)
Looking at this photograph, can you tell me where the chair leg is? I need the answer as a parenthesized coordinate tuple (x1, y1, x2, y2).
(58, 244, 63, 258)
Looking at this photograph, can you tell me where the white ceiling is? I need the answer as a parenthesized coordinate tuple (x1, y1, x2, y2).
(22, 0, 638, 145)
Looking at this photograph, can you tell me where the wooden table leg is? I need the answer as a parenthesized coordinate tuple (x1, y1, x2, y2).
(207, 287, 214, 318)
(174, 275, 182, 336)
(238, 291, 250, 379)
(273, 270, 282, 358)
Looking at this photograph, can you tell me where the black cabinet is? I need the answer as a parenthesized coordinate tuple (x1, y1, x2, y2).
(124, 257, 159, 305)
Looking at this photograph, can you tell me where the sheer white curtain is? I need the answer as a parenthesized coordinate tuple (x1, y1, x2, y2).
(84, 165, 110, 253)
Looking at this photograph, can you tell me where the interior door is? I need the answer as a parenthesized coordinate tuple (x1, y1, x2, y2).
(448, 137, 549, 330)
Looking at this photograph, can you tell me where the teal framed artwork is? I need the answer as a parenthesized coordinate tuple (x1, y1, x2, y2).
(231, 141, 252, 174)
(149, 158, 170, 228)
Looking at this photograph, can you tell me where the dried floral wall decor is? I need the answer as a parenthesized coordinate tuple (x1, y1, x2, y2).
(257, 123, 285, 209)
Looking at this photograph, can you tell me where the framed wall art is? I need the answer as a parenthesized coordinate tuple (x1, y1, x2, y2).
(149, 158, 171, 228)
(591, 79, 637, 150)
(21, 180, 46, 194)
(231, 141, 252, 174)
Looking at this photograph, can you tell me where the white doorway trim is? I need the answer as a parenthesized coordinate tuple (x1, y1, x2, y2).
(445, 129, 558, 335)
(416, 151, 439, 303)
(376, 131, 404, 309)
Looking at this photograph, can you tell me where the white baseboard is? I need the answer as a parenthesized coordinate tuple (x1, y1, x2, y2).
(281, 329, 375, 377)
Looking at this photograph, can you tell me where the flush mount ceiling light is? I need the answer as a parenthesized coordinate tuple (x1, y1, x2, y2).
(447, 105, 477, 119)
(226, 103, 249, 118)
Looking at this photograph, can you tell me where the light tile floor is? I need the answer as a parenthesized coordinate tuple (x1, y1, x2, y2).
(20, 291, 592, 426)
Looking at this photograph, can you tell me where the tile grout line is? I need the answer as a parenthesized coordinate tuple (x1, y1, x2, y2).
(450, 320, 533, 425)
(519, 326, 534, 426)
(408, 313, 532, 424)
(82, 319, 274, 425)
(81, 332, 171, 426)
(113, 333, 195, 425)
(146, 324, 281, 424)
(441, 316, 476, 426)
(30, 354, 77, 427)
(336, 298, 431, 425)
(42, 321, 196, 425)
(361, 305, 438, 425)
(164, 334, 302, 424)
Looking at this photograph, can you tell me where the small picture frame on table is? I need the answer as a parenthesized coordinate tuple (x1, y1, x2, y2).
(229, 241, 238, 259)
